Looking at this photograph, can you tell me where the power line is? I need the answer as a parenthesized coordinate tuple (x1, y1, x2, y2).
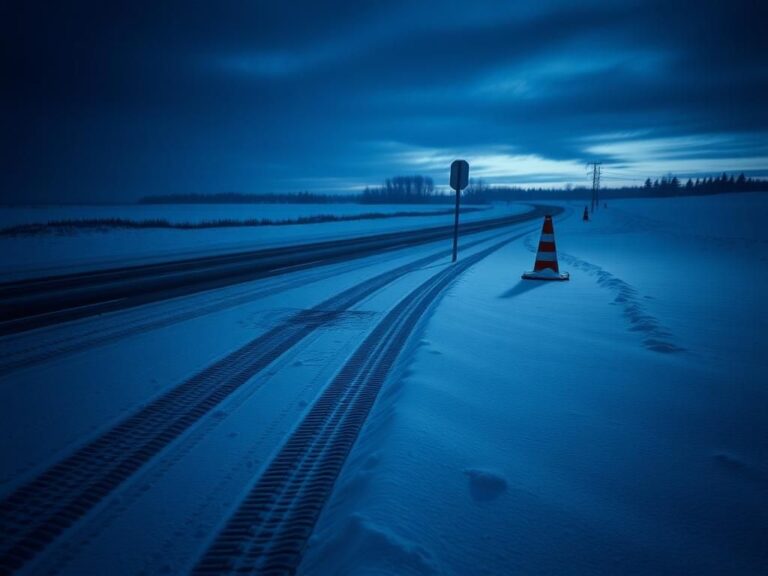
(588, 162, 601, 213)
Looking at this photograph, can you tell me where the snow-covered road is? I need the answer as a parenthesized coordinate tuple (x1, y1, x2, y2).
(0, 203, 529, 282)
(0, 214, 543, 575)
(1, 194, 766, 576)
(0, 205, 543, 335)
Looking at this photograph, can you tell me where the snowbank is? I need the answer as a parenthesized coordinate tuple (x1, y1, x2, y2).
(302, 193, 768, 575)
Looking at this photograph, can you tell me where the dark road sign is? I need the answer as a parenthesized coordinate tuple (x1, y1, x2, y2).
(450, 160, 469, 191)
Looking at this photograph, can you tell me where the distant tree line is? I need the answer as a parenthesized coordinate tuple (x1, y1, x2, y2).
(457, 172, 767, 203)
(361, 176, 498, 204)
(139, 172, 766, 205)
(366, 172, 767, 204)
(640, 172, 762, 196)
(361, 175, 437, 204)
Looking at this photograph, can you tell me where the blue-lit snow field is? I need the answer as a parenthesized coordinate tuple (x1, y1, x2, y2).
(301, 194, 768, 575)
(0, 194, 766, 575)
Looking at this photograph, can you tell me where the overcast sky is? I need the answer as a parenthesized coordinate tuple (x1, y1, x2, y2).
(2, 0, 767, 203)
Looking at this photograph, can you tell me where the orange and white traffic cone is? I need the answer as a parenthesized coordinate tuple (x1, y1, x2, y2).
(522, 215, 569, 281)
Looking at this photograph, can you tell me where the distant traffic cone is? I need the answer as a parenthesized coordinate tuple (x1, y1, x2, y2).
(522, 215, 569, 281)
(583, 206, 589, 221)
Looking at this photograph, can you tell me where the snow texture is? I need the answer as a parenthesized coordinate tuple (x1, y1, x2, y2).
(2, 194, 766, 575)
(0, 203, 526, 281)
(302, 193, 768, 576)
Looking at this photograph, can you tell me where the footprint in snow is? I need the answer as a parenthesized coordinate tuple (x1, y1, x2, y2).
(464, 468, 508, 502)
(644, 339, 685, 353)
(712, 452, 765, 483)
(556, 251, 684, 354)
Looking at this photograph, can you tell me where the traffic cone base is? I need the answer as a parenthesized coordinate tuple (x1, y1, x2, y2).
(522, 214, 569, 281)
(521, 268, 570, 281)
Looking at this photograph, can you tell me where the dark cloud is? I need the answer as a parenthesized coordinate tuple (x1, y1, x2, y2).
(1, 0, 766, 202)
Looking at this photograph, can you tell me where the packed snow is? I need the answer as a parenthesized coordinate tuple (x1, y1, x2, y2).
(301, 193, 768, 575)
(1, 193, 766, 575)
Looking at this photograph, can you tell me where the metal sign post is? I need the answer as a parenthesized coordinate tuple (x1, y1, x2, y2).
(450, 159, 469, 262)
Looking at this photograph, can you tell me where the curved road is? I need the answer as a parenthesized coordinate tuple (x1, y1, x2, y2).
(0, 205, 558, 335)
(0, 207, 561, 574)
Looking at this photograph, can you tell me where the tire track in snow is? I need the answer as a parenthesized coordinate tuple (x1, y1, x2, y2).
(0, 256, 387, 378)
(0, 218, 550, 575)
(0, 207, 548, 376)
(0, 206, 545, 335)
(191, 232, 530, 576)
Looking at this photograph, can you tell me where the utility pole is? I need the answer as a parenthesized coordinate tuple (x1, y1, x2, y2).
(589, 162, 602, 213)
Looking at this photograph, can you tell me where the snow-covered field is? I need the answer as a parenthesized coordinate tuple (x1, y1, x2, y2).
(0, 202, 527, 281)
(1, 193, 766, 575)
(302, 193, 768, 575)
